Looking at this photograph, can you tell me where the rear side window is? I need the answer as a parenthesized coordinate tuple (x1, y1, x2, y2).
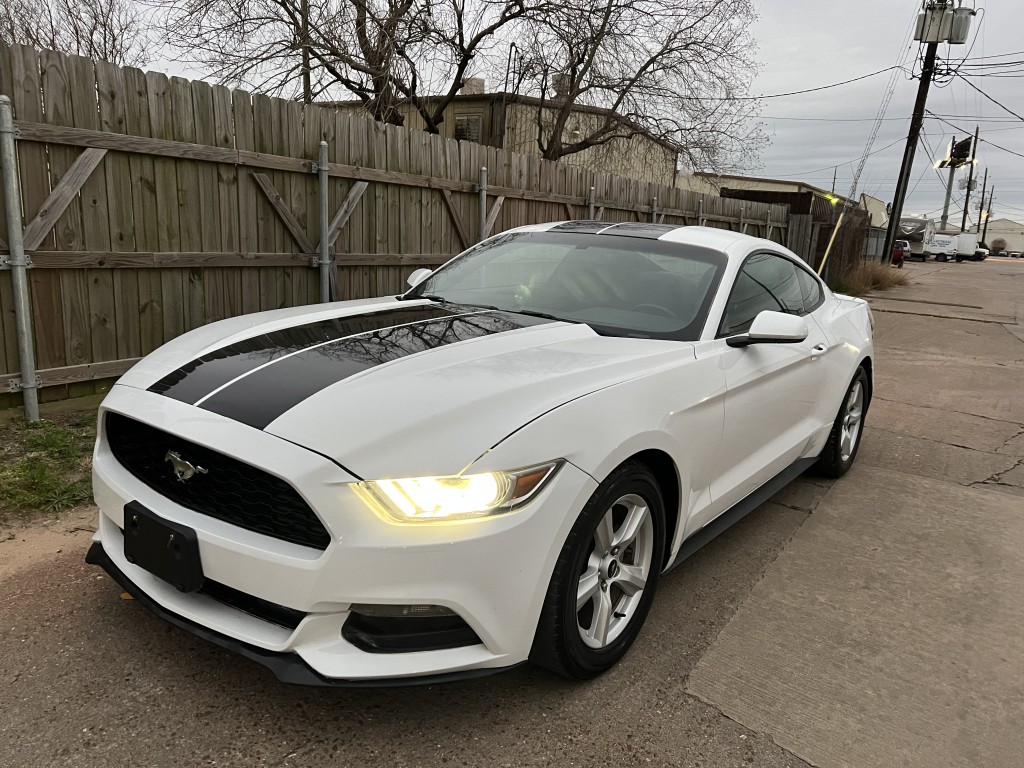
(719, 252, 805, 337)
(796, 267, 824, 313)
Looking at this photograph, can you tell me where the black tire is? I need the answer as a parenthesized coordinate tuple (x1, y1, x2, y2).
(896, 261, 904, 269)
(814, 367, 870, 479)
(530, 461, 666, 679)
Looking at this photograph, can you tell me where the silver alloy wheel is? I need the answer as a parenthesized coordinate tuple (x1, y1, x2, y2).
(840, 380, 865, 462)
(576, 493, 655, 649)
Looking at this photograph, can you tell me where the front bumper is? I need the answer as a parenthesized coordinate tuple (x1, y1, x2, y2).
(85, 541, 523, 687)
(90, 385, 598, 683)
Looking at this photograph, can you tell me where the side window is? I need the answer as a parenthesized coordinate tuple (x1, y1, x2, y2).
(795, 267, 824, 314)
(719, 252, 805, 337)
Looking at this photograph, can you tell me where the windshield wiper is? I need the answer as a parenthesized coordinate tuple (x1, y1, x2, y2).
(399, 295, 578, 324)
(399, 293, 447, 303)
(512, 309, 581, 324)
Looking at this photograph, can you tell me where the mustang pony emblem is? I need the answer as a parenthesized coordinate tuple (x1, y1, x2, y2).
(164, 450, 208, 482)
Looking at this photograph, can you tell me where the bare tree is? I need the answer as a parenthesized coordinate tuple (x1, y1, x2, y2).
(0, 0, 149, 66)
(513, 0, 765, 171)
(157, 0, 548, 129)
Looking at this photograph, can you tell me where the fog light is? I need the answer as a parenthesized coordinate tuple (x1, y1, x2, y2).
(342, 604, 481, 653)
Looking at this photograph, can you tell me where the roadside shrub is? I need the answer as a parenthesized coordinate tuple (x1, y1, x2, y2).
(838, 260, 910, 296)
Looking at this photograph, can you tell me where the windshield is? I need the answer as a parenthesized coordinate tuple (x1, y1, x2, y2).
(404, 231, 727, 341)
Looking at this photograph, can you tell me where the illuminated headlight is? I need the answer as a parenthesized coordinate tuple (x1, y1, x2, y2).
(352, 461, 562, 523)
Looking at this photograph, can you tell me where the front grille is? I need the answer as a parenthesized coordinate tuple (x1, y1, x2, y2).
(105, 412, 331, 550)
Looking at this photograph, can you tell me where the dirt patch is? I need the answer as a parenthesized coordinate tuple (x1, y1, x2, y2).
(0, 505, 97, 581)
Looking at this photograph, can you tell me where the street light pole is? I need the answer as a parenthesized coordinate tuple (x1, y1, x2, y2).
(882, 40, 940, 263)
(939, 151, 956, 231)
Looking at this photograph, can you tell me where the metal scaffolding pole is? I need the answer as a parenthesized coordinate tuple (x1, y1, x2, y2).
(317, 141, 331, 303)
(0, 96, 39, 421)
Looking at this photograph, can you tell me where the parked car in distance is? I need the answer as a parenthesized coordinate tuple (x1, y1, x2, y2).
(972, 248, 989, 261)
(892, 240, 909, 268)
(1009, 251, 1021, 258)
(86, 223, 874, 685)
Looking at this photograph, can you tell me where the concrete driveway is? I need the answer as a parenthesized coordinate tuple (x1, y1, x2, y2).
(2, 258, 1022, 767)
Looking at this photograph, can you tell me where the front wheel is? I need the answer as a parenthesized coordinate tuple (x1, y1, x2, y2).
(814, 368, 869, 478)
(531, 462, 666, 679)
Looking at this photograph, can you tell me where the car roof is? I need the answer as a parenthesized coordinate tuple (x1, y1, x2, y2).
(509, 221, 779, 260)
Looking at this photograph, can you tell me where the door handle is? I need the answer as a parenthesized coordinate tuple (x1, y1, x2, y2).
(810, 343, 828, 355)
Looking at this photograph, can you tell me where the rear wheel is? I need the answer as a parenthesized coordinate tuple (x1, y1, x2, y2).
(530, 462, 665, 679)
(814, 368, 869, 479)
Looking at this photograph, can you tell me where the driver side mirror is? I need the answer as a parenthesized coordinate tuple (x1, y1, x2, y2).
(407, 268, 432, 288)
(727, 310, 809, 348)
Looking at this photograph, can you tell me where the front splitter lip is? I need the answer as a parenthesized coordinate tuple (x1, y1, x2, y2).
(85, 541, 524, 688)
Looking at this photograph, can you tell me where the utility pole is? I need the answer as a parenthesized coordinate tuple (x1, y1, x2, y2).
(939, 136, 956, 230)
(975, 167, 987, 234)
(882, 0, 975, 263)
(960, 126, 979, 231)
(882, 40, 940, 262)
(981, 186, 994, 245)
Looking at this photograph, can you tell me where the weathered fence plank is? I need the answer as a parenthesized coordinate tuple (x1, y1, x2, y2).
(0, 41, 791, 402)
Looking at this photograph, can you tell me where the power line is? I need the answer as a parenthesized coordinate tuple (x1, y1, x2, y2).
(958, 49, 1024, 61)
(760, 115, 910, 122)
(766, 137, 908, 178)
(925, 112, 1024, 159)
(688, 66, 902, 102)
(954, 74, 1024, 122)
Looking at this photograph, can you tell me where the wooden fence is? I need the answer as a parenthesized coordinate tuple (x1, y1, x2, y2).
(0, 42, 791, 408)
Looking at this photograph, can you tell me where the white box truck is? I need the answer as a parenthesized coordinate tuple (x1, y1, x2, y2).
(927, 232, 958, 261)
(929, 231, 981, 262)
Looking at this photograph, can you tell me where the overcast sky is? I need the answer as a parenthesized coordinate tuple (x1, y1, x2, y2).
(750, 0, 1024, 225)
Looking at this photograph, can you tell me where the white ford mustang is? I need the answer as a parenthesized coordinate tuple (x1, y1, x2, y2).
(87, 222, 873, 684)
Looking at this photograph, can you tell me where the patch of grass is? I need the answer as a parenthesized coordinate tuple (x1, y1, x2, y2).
(0, 410, 97, 526)
(838, 260, 910, 296)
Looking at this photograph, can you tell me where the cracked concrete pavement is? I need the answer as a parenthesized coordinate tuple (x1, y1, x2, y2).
(1, 257, 1021, 767)
(688, 256, 1024, 768)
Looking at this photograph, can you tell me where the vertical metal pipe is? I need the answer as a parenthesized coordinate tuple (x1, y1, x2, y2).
(588, 186, 595, 219)
(0, 96, 39, 421)
(651, 196, 658, 223)
(318, 141, 330, 303)
(478, 166, 488, 242)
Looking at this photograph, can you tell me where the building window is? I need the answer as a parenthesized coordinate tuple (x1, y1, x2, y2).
(454, 113, 483, 143)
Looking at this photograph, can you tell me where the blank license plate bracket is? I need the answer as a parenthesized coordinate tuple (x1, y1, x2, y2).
(123, 501, 204, 592)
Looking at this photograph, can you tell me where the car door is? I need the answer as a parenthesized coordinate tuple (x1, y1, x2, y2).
(704, 251, 833, 520)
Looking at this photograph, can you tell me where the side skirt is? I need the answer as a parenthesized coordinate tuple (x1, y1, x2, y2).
(665, 457, 818, 572)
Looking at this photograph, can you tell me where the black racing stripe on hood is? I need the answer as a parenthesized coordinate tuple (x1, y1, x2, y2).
(198, 311, 553, 430)
(148, 304, 458, 404)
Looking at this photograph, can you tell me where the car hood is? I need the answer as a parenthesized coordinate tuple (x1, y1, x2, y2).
(120, 298, 694, 478)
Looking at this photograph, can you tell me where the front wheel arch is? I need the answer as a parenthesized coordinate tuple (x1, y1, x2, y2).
(625, 449, 680, 568)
